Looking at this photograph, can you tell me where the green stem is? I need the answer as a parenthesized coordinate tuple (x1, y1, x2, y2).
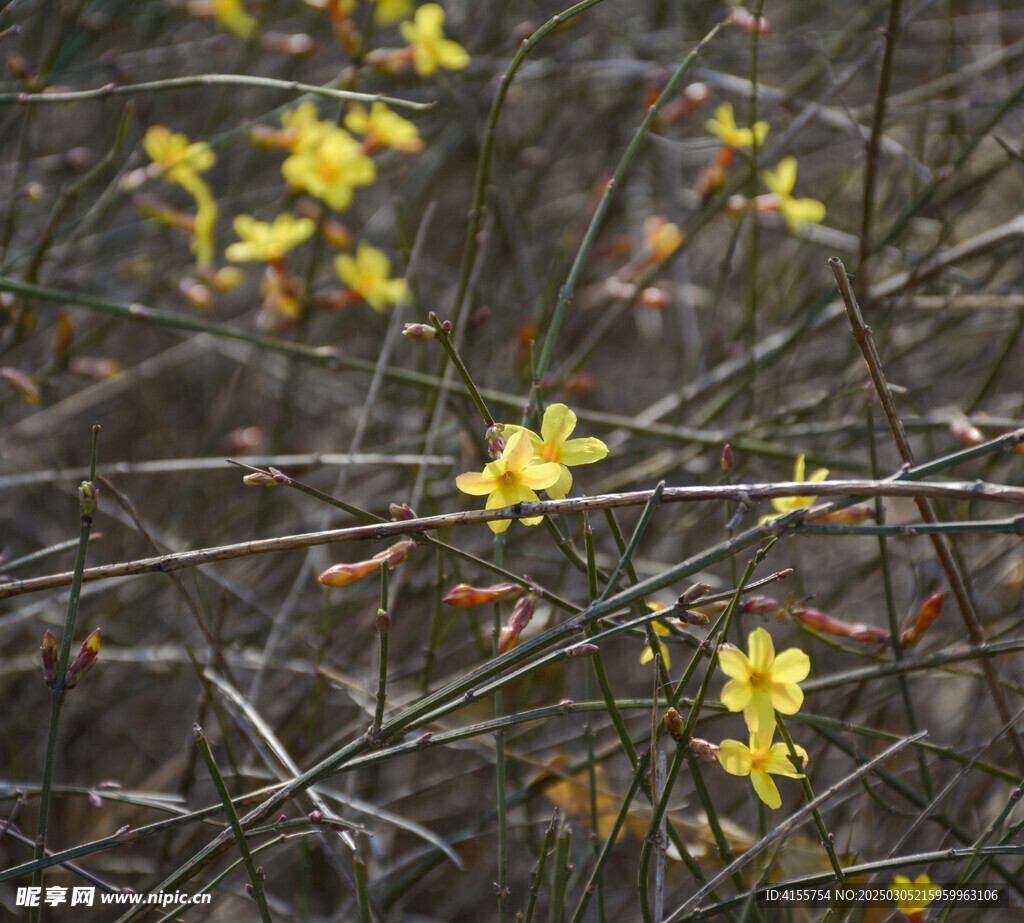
(429, 311, 494, 427)
(193, 725, 273, 922)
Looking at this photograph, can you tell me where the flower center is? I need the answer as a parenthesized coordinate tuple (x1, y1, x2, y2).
(748, 670, 767, 690)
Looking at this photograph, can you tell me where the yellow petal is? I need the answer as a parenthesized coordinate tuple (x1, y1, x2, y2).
(771, 648, 811, 683)
(747, 627, 775, 671)
(720, 678, 752, 713)
(717, 646, 752, 681)
(456, 471, 496, 495)
(541, 403, 577, 446)
(717, 738, 752, 776)
(749, 769, 782, 809)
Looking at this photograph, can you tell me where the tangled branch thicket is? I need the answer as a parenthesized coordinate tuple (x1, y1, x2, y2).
(2, 1, 1024, 920)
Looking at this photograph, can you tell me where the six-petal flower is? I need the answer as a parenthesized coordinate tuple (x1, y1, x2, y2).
(455, 430, 561, 533)
(719, 627, 810, 732)
(718, 722, 808, 809)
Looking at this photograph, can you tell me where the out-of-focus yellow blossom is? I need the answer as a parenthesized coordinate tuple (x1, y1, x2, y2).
(758, 454, 829, 525)
(761, 157, 826, 232)
(142, 126, 218, 265)
(375, 0, 413, 25)
(143, 127, 216, 184)
(502, 404, 608, 500)
(719, 627, 810, 732)
(705, 102, 768, 149)
(213, 0, 257, 37)
(280, 102, 334, 150)
(344, 102, 423, 153)
(226, 214, 315, 263)
(334, 242, 408, 311)
(642, 216, 685, 263)
(282, 126, 376, 210)
(639, 602, 671, 669)
(718, 722, 807, 809)
(399, 3, 470, 76)
(456, 431, 561, 534)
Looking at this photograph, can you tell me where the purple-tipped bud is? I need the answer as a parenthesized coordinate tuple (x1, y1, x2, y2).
(497, 595, 538, 654)
(402, 323, 438, 339)
(389, 502, 417, 521)
(663, 707, 685, 742)
(79, 481, 98, 524)
(721, 443, 734, 478)
(485, 424, 506, 460)
(65, 628, 101, 689)
(689, 737, 721, 765)
(375, 609, 391, 633)
(41, 629, 58, 689)
(243, 472, 280, 486)
(676, 582, 710, 607)
(565, 642, 599, 658)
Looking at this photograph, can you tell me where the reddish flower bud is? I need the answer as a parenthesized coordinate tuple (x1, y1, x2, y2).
(663, 707, 685, 743)
(819, 503, 875, 524)
(497, 595, 538, 654)
(442, 582, 524, 607)
(565, 642, 599, 658)
(689, 737, 721, 764)
(949, 414, 984, 447)
(381, 539, 416, 568)
(721, 443, 734, 478)
(900, 592, 943, 648)
(243, 471, 280, 487)
(677, 582, 711, 607)
(389, 502, 417, 521)
(739, 595, 781, 616)
(792, 605, 890, 644)
(375, 609, 391, 634)
(41, 630, 58, 689)
(65, 628, 101, 689)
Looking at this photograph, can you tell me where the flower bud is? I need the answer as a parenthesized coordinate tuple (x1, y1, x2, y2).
(402, 322, 437, 339)
(79, 481, 98, 524)
(565, 642, 599, 658)
(791, 605, 890, 644)
(381, 539, 415, 567)
(900, 592, 943, 648)
(819, 503, 874, 524)
(389, 502, 417, 521)
(676, 582, 710, 607)
(485, 424, 506, 460)
(721, 443, 734, 478)
(663, 707, 685, 743)
(739, 595, 781, 616)
(65, 628, 101, 689)
(243, 471, 280, 487)
(497, 595, 538, 654)
(41, 630, 58, 689)
(317, 540, 415, 586)
(443, 581, 524, 607)
(375, 608, 391, 634)
(689, 737, 721, 764)
(949, 414, 984, 447)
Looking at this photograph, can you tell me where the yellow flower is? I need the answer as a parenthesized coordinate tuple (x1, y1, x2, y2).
(143, 126, 216, 184)
(639, 602, 671, 669)
(142, 126, 218, 265)
(225, 214, 316, 262)
(762, 157, 826, 232)
(719, 627, 810, 732)
(705, 102, 769, 149)
(502, 404, 608, 499)
(893, 873, 941, 919)
(758, 454, 829, 525)
(718, 722, 808, 809)
(281, 101, 334, 150)
(213, 0, 257, 37)
(334, 242, 408, 311)
(642, 215, 685, 262)
(344, 102, 423, 153)
(399, 3, 470, 77)
(374, 0, 413, 25)
(282, 126, 376, 210)
(456, 430, 562, 533)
